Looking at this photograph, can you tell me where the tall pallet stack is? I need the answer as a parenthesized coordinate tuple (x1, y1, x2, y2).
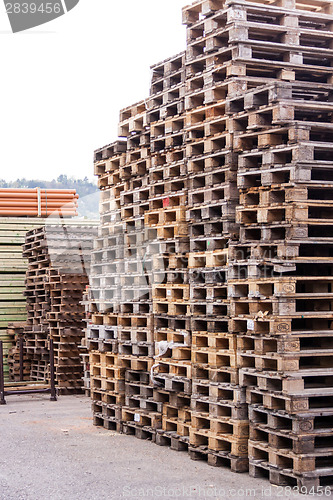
(117, 102, 157, 438)
(89, 141, 126, 429)
(90, 0, 333, 491)
(91, 107, 158, 435)
(149, 53, 193, 449)
(184, 1, 249, 470)
(228, 85, 333, 487)
(80, 289, 91, 396)
(22, 224, 97, 393)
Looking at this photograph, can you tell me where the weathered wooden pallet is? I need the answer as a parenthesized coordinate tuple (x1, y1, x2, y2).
(191, 365, 239, 385)
(229, 240, 333, 265)
(190, 301, 229, 316)
(122, 422, 157, 441)
(121, 407, 162, 429)
(154, 374, 192, 394)
(162, 417, 191, 438)
(250, 423, 333, 455)
(145, 207, 187, 227)
(149, 165, 187, 187)
(189, 268, 227, 286)
(240, 184, 333, 209)
(192, 332, 234, 352)
(190, 283, 227, 302)
(189, 428, 248, 456)
(193, 380, 245, 401)
(191, 413, 249, 439)
(153, 283, 190, 301)
(119, 341, 154, 358)
(188, 249, 228, 268)
(125, 395, 163, 414)
(250, 438, 333, 477)
(146, 237, 190, 255)
(92, 411, 123, 432)
(187, 23, 333, 66)
(192, 396, 237, 420)
(249, 458, 333, 492)
(153, 301, 191, 316)
(189, 221, 238, 241)
(118, 327, 153, 344)
(150, 51, 185, 86)
(154, 314, 191, 331)
(247, 386, 333, 413)
(153, 359, 192, 378)
(91, 376, 125, 394)
(120, 355, 154, 372)
(241, 367, 333, 394)
(155, 429, 189, 451)
(249, 405, 333, 435)
(191, 317, 229, 333)
(183, 0, 333, 30)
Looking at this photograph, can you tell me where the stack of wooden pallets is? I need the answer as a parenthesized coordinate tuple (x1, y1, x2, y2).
(21, 224, 97, 393)
(90, 0, 333, 491)
(229, 82, 333, 489)
(117, 102, 157, 439)
(80, 289, 91, 396)
(0, 218, 47, 380)
(149, 53, 193, 450)
(90, 104, 158, 435)
(184, 2, 249, 469)
(89, 141, 126, 428)
(7, 322, 31, 382)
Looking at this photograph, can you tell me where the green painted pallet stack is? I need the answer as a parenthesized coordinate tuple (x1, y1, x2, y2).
(0, 217, 46, 380)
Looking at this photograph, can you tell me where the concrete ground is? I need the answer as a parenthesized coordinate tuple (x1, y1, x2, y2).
(0, 395, 331, 500)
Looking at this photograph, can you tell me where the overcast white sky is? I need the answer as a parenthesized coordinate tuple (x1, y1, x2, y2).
(0, 0, 190, 182)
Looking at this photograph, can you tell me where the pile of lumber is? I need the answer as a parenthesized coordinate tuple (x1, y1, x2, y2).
(0, 189, 79, 379)
(89, 0, 333, 492)
(20, 223, 97, 393)
(0, 217, 47, 380)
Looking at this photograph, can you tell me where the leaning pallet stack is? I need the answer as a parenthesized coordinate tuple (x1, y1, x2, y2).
(90, 0, 333, 491)
(148, 52, 193, 450)
(22, 224, 97, 393)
